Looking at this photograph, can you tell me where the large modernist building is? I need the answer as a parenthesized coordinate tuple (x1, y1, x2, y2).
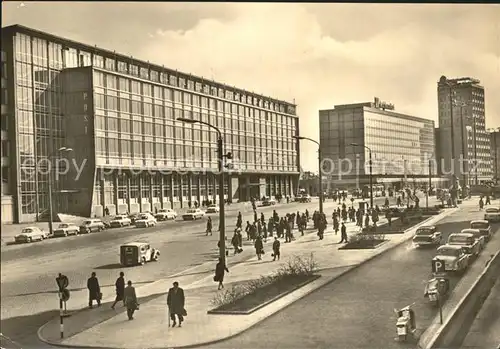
(1, 25, 300, 223)
(319, 97, 437, 190)
(437, 76, 492, 185)
(490, 129, 500, 182)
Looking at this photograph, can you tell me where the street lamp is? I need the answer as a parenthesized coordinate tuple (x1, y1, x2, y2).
(427, 155, 433, 209)
(351, 143, 373, 208)
(293, 136, 323, 214)
(177, 117, 231, 264)
(48, 147, 73, 236)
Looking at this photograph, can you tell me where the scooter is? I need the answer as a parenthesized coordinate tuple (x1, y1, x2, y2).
(394, 303, 416, 341)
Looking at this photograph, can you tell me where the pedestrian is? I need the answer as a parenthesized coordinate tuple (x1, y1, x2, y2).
(245, 221, 252, 240)
(254, 210, 258, 223)
(339, 222, 348, 243)
(272, 237, 281, 261)
(231, 230, 242, 255)
(111, 271, 125, 309)
(214, 257, 229, 290)
(255, 236, 264, 260)
(479, 197, 484, 210)
(364, 213, 370, 228)
(267, 217, 274, 237)
(206, 217, 213, 236)
(124, 280, 138, 320)
(87, 272, 101, 308)
(485, 195, 491, 205)
(236, 212, 242, 229)
(167, 281, 186, 327)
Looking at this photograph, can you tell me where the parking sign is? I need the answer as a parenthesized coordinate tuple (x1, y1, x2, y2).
(432, 259, 445, 274)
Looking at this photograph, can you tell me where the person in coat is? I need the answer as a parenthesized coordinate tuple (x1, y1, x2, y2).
(206, 217, 213, 236)
(111, 271, 125, 309)
(231, 230, 242, 255)
(167, 281, 185, 327)
(339, 222, 348, 243)
(272, 237, 281, 261)
(87, 272, 101, 308)
(214, 257, 229, 290)
(254, 236, 264, 260)
(124, 280, 138, 320)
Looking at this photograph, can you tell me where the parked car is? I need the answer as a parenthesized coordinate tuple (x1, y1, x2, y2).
(299, 195, 312, 203)
(182, 208, 205, 220)
(412, 225, 442, 247)
(119, 241, 160, 266)
(53, 223, 79, 238)
(433, 245, 469, 273)
(109, 215, 132, 228)
(206, 204, 220, 213)
(79, 219, 105, 234)
(447, 232, 481, 257)
(14, 227, 46, 243)
(460, 228, 486, 251)
(128, 213, 143, 224)
(483, 207, 500, 222)
(155, 208, 177, 221)
(134, 213, 157, 228)
(262, 198, 277, 206)
(470, 220, 493, 241)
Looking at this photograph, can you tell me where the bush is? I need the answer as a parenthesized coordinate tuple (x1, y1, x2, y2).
(210, 253, 318, 307)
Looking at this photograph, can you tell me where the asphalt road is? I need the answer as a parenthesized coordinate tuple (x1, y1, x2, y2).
(0, 194, 413, 348)
(206, 203, 500, 349)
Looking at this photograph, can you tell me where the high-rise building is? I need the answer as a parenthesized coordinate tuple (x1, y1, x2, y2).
(1, 25, 300, 223)
(437, 76, 492, 186)
(490, 129, 500, 182)
(319, 97, 436, 191)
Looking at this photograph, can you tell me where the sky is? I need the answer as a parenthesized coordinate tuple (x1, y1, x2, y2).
(2, 1, 500, 172)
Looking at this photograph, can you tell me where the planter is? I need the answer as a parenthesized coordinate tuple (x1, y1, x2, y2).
(339, 239, 387, 250)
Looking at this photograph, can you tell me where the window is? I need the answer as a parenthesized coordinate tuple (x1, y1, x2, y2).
(106, 95, 118, 111)
(120, 98, 129, 113)
(108, 138, 119, 155)
(131, 81, 140, 94)
(95, 137, 107, 154)
(133, 140, 143, 157)
(155, 142, 164, 158)
(144, 142, 154, 157)
(143, 102, 152, 116)
(164, 88, 172, 101)
(165, 106, 173, 119)
(144, 122, 153, 135)
(174, 90, 181, 103)
(93, 71, 105, 86)
(153, 86, 162, 99)
(183, 93, 191, 105)
(150, 70, 159, 82)
(120, 118, 130, 133)
(143, 83, 152, 96)
(107, 117, 119, 132)
(95, 115, 106, 130)
(133, 121, 142, 133)
(119, 78, 129, 91)
(105, 58, 115, 71)
(131, 100, 141, 114)
(130, 64, 139, 76)
(117, 61, 128, 73)
(95, 94, 105, 109)
(140, 67, 149, 79)
(154, 105, 164, 118)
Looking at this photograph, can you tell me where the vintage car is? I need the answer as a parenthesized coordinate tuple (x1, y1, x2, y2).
(128, 213, 143, 224)
(484, 207, 500, 222)
(134, 213, 157, 228)
(412, 225, 442, 247)
(14, 227, 47, 243)
(109, 215, 132, 228)
(470, 220, 493, 241)
(460, 228, 486, 251)
(79, 219, 105, 234)
(53, 223, 80, 237)
(155, 208, 177, 221)
(433, 245, 469, 273)
(206, 204, 220, 213)
(298, 195, 312, 203)
(120, 241, 160, 266)
(182, 208, 205, 220)
(447, 233, 481, 257)
(424, 277, 450, 305)
(262, 198, 277, 206)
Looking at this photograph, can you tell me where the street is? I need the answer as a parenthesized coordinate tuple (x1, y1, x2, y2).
(205, 203, 500, 349)
(1, 196, 394, 348)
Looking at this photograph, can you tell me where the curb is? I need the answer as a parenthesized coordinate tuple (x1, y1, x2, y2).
(38, 207, 456, 349)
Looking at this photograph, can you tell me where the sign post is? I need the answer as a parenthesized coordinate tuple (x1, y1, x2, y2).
(431, 259, 445, 274)
(56, 274, 70, 338)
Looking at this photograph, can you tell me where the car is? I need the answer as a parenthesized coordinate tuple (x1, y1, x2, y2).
(155, 208, 177, 221)
(53, 223, 79, 237)
(484, 207, 500, 222)
(470, 220, 493, 241)
(109, 215, 132, 228)
(79, 219, 105, 234)
(14, 227, 46, 243)
(447, 232, 481, 257)
(412, 225, 442, 247)
(128, 213, 143, 224)
(206, 204, 220, 213)
(299, 195, 312, 203)
(120, 241, 160, 266)
(433, 245, 470, 273)
(182, 208, 205, 220)
(262, 198, 277, 206)
(460, 228, 486, 251)
(134, 213, 157, 228)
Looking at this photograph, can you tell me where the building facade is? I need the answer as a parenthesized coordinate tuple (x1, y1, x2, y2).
(319, 98, 437, 190)
(1, 25, 300, 223)
(490, 129, 500, 181)
(437, 76, 492, 185)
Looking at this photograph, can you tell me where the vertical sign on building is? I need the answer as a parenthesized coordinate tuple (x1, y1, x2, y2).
(83, 92, 88, 135)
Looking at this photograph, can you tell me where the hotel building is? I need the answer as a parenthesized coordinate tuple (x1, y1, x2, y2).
(319, 98, 437, 190)
(437, 76, 492, 185)
(1, 25, 300, 223)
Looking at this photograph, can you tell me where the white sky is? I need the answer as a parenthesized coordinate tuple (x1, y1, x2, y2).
(3, 2, 500, 171)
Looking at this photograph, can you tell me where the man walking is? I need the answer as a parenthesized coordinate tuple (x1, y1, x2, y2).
(254, 235, 264, 260)
(111, 271, 125, 309)
(167, 281, 185, 327)
(272, 237, 281, 261)
(87, 272, 101, 308)
(124, 280, 138, 320)
(214, 257, 229, 290)
(206, 217, 213, 236)
(339, 222, 348, 243)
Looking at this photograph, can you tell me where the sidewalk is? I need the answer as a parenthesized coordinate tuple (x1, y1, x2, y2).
(38, 200, 455, 348)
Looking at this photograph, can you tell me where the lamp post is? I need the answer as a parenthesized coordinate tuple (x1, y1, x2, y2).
(351, 143, 373, 208)
(48, 147, 73, 236)
(294, 136, 323, 214)
(427, 156, 433, 209)
(177, 117, 231, 264)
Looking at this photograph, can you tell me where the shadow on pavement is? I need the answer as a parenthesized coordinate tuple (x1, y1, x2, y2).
(94, 263, 124, 270)
(1, 310, 59, 348)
